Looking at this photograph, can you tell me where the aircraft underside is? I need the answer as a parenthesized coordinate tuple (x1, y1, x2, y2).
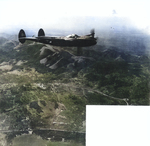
(39, 38, 97, 47)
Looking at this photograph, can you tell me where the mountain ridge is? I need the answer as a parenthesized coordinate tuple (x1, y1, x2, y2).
(0, 34, 149, 145)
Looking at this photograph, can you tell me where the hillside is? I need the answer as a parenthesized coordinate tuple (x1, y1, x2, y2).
(0, 37, 149, 145)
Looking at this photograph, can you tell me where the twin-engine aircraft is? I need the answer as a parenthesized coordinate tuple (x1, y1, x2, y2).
(18, 28, 97, 47)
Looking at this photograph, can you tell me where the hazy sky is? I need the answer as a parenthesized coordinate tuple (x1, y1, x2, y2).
(0, 0, 150, 33)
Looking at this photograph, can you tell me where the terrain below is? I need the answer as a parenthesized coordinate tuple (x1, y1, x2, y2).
(0, 37, 149, 145)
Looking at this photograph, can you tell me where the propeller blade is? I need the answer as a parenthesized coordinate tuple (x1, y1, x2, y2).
(90, 29, 95, 34)
(90, 29, 95, 38)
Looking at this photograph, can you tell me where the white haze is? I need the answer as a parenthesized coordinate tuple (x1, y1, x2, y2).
(0, 0, 150, 54)
(0, 0, 150, 33)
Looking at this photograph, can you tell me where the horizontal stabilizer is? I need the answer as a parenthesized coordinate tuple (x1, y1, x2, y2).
(18, 29, 38, 43)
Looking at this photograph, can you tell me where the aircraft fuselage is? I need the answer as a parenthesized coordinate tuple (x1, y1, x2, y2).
(18, 28, 97, 47)
(37, 36, 97, 47)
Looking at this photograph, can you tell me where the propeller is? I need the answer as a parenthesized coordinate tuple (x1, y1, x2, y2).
(90, 29, 95, 38)
(90, 29, 95, 34)
(90, 29, 98, 42)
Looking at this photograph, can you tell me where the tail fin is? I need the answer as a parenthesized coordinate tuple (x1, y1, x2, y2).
(18, 29, 26, 43)
(38, 28, 45, 37)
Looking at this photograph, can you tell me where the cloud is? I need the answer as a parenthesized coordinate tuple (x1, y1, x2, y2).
(0, 0, 150, 33)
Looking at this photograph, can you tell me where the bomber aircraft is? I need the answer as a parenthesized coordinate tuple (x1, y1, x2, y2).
(18, 28, 97, 47)
(18, 28, 97, 55)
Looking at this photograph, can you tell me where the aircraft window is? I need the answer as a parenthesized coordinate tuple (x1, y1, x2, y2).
(66, 34, 79, 38)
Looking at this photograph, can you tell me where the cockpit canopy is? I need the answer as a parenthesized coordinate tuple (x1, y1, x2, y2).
(66, 34, 79, 38)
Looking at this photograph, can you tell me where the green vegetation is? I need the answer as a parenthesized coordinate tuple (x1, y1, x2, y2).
(62, 95, 86, 131)
(0, 68, 86, 130)
(0, 40, 150, 145)
(12, 134, 84, 146)
(80, 59, 150, 105)
(46, 141, 84, 146)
